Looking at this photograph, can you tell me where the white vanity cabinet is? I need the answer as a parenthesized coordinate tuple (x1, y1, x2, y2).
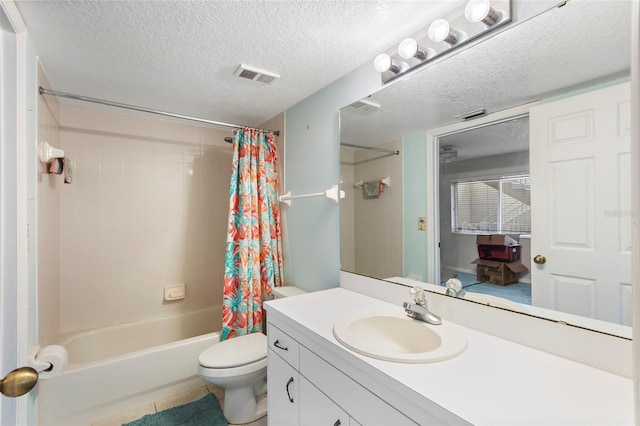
(265, 287, 635, 426)
(267, 322, 417, 426)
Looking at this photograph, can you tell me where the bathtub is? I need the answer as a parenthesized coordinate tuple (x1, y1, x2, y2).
(38, 306, 222, 426)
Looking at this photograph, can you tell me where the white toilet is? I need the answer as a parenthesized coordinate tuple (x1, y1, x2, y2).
(198, 285, 307, 424)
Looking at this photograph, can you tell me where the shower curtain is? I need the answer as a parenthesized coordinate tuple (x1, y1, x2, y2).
(222, 128, 284, 340)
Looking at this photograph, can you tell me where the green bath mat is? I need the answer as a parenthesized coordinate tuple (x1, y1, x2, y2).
(123, 393, 228, 426)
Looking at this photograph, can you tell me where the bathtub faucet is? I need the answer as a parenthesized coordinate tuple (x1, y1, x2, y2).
(403, 286, 442, 325)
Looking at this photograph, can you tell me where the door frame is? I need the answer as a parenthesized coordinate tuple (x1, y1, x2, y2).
(0, 1, 31, 424)
(630, 0, 640, 420)
(424, 102, 538, 286)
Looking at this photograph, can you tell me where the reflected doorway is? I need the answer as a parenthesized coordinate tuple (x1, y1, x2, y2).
(437, 115, 531, 305)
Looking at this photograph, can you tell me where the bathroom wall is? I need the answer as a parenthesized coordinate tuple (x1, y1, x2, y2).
(402, 132, 428, 282)
(37, 66, 62, 346)
(285, 62, 382, 292)
(339, 149, 355, 272)
(340, 142, 404, 278)
(353, 139, 403, 279)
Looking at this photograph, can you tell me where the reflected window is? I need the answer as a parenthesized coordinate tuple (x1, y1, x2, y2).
(451, 174, 530, 234)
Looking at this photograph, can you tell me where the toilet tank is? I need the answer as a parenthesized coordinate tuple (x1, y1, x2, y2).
(271, 286, 307, 299)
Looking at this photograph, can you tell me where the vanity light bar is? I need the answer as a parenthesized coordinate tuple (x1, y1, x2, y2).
(375, 0, 511, 83)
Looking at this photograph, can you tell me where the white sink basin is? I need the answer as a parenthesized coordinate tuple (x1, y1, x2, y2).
(333, 314, 467, 363)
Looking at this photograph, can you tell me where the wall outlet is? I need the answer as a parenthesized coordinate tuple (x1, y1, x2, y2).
(418, 217, 426, 231)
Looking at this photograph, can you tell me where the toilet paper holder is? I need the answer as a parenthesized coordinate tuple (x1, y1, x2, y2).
(28, 344, 68, 379)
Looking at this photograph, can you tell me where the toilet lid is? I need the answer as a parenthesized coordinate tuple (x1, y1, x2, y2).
(199, 332, 267, 368)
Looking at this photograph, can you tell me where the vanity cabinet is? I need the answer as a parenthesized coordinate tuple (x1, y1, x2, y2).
(267, 322, 416, 426)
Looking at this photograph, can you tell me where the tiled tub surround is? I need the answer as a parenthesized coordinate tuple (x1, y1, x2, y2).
(52, 104, 233, 337)
(264, 287, 633, 425)
(36, 102, 236, 424)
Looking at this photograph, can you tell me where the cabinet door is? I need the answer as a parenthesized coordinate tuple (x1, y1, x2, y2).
(300, 377, 349, 426)
(268, 349, 299, 426)
(300, 347, 418, 425)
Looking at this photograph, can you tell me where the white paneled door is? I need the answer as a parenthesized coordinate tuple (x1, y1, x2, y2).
(530, 82, 632, 324)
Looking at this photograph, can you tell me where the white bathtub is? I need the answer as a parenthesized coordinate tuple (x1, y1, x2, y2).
(39, 306, 222, 426)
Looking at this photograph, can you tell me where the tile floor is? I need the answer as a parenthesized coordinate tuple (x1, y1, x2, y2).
(92, 384, 267, 426)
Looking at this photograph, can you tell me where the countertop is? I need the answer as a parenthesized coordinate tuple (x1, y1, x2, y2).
(265, 287, 634, 425)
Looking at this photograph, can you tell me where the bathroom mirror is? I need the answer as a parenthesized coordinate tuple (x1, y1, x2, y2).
(339, 0, 632, 336)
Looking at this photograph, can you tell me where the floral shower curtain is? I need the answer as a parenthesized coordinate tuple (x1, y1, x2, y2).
(221, 128, 284, 340)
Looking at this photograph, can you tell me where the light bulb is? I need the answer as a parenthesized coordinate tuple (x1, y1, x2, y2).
(428, 19, 452, 43)
(398, 38, 418, 59)
(373, 53, 400, 74)
(465, 0, 501, 26)
(373, 54, 391, 72)
(428, 19, 462, 45)
(398, 38, 429, 61)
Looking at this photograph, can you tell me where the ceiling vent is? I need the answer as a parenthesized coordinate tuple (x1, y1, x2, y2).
(234, 64, 280, 84)
(455, 108, 488, 120)
(347, 98, 381, 112)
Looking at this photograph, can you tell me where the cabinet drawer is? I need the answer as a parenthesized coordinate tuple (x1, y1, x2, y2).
(268, 323, 300, 369)
(300, 347, 418, 426)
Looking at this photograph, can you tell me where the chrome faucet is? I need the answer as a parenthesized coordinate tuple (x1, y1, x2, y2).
(403, 286, 442, 325)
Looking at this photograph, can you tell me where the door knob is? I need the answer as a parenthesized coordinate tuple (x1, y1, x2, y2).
(533, 254, 547, 265)
(1, 367, 38, 397)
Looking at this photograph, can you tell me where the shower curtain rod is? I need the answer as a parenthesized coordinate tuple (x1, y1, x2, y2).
(340, 142, 399, 155)
(39, 87, 280, 136)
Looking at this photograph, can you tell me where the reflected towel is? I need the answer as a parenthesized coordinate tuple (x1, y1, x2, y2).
(62, 157, 73, 184)
(363, 180, 383, 197)
(47, 158, 63, 175)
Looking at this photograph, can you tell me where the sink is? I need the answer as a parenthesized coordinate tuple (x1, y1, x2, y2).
(333, 314, 467, 363)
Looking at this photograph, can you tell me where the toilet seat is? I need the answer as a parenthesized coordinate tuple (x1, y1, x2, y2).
(199, 333, 267, 368)
(199, 357, 267, 379)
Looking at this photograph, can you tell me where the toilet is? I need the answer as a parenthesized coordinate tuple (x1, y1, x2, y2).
(198, 285, 307, 424)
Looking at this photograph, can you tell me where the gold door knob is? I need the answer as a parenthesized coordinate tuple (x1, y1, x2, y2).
(533, 255, 547, 265)
(1, 367, 38, 397)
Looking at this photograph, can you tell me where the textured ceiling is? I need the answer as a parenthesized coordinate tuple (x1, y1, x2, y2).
(340, 0, 632, 150)
(15, 0, 465, 128)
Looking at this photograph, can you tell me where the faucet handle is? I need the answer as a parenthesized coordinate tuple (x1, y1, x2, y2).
(445, 278, 462, 292)
(410, 286, 426, 306)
